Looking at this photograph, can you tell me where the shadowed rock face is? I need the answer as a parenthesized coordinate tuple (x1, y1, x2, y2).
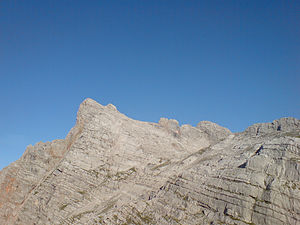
(0, 98, 299, 225)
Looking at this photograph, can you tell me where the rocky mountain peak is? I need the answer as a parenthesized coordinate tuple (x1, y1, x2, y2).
(1, 99, 299, 225)
(76, 98, 119, 125)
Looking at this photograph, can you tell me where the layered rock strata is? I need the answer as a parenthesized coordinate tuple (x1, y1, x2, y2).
(0, 98, 299, 225)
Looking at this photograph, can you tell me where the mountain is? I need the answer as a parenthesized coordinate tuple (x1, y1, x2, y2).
(1, 98, 299, 225)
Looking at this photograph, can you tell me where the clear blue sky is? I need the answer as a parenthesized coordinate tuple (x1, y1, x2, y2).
(0, 0, 299, 169)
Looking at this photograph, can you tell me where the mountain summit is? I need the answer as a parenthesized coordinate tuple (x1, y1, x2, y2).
(1, 99, 300, 225)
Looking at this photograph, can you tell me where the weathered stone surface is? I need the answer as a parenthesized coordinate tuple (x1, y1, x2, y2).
(245, 117, 300, 135)
(0, 98, 299, 225)
(196, 120, 232, 144)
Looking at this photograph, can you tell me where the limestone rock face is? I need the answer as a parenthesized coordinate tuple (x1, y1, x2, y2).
(196, 121, 232, 144)
(244, 117, 300, 135)
(0, 98, 299, 225)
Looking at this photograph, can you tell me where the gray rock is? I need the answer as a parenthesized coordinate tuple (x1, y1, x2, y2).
(0, 98, 299, 225)
(196, 120, 232, 143)
(245, 117, 300, 135)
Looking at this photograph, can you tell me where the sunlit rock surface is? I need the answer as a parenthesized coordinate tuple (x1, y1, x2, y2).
(1, 98, 299, 225)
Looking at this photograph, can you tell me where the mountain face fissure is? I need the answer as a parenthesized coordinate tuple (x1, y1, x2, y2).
(1, 98, 300, 225)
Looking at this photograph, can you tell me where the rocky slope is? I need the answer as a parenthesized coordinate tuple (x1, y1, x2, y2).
(0, 98, 299, 225)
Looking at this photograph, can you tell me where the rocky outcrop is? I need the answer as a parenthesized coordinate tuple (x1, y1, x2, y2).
(0, 98, 299, 225)
(196, 120, 232, 144)
(244, 117, 300, 136)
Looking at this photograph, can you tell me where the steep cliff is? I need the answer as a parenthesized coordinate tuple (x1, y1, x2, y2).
(1, 98, 299, 225)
